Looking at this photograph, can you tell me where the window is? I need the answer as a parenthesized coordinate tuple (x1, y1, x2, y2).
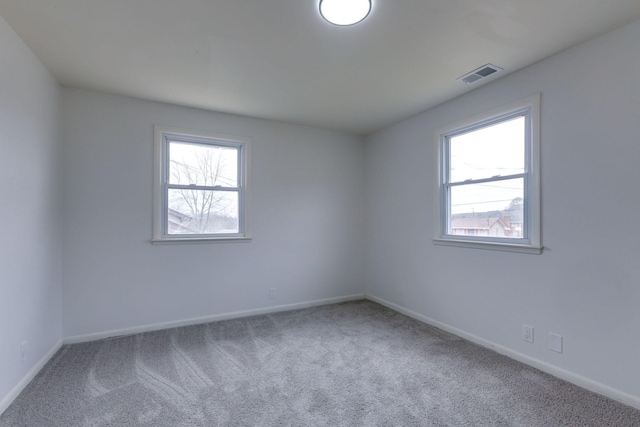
(434, 94, 541, 254)
(153, 126, 251, 243)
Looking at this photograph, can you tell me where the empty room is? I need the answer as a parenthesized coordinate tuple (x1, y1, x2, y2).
(1, 0, 640, 425)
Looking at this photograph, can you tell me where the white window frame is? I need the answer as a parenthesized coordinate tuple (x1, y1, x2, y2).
(152, 126, 251, 244)
(433, 94, 541, 254)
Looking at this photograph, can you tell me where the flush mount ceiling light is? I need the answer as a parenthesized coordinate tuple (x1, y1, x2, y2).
(320, 0, 371, 26)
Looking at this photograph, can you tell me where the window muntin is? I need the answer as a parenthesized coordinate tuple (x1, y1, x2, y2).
(434, 94, 540, 253)
(153, 127, 250, 243)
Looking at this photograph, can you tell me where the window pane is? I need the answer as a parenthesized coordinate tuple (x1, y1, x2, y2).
(449, 178, 524, 239)
(450, 116, 525, 182)
(167, 189, 239, 234)
(169, 141, 238, 187)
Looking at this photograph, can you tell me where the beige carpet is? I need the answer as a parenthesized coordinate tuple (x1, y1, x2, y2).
(2, 300, 639, 426)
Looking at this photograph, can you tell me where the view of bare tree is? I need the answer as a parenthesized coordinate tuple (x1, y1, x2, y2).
(168, 142, 238, 234)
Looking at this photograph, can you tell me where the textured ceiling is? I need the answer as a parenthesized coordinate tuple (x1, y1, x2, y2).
(1, 0, 639, 135)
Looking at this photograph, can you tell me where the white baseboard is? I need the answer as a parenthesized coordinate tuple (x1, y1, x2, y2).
(65, 294, 366, 344)
(3, 295, 365, 415)
(0, 339, 63, 416)
(365, 294, 640, 411)
(11, 295, 637, 415)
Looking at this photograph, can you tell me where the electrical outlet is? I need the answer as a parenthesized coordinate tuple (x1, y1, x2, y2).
(548, 332, 563, 353)
(269, 288, 276, 299)
(522, 325, 534, 343)
(20, 341, 28, 363)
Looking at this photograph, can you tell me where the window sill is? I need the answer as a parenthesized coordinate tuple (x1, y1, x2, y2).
(151, 236, 252, 245)
(433, 238, 542, 254)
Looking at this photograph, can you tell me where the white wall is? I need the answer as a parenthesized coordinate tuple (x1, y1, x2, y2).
(0, 15, 62, 410)
(61, 89, 365, 338)
(365, 19, 640, 404)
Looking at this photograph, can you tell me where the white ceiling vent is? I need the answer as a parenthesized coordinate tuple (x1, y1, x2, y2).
(457, 64, 503, 84)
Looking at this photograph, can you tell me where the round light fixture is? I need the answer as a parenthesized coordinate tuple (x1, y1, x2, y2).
(319, 0, 371, 26)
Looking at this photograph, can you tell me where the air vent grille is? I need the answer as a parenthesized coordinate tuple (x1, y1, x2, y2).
(457, 64, 503, 84)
